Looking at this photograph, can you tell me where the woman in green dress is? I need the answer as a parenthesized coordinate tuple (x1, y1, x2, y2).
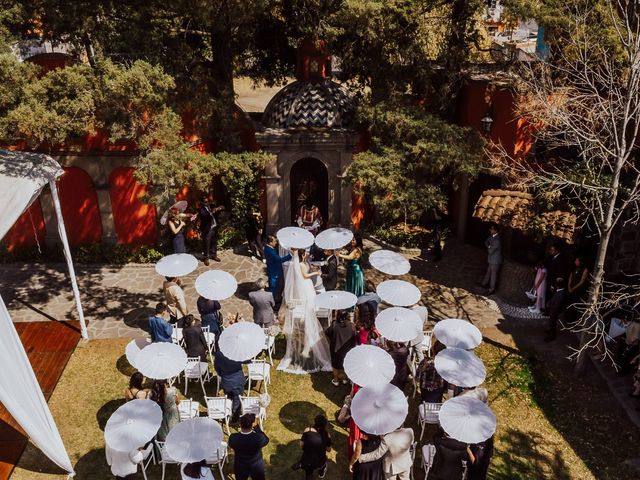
(339, 235, 365, 297)
(150, 380, 180, 441)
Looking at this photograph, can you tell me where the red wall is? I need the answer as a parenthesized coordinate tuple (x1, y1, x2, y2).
(3, 199, 46, 251)
(109, 167, 157, 245)
(58, 167, 102, 245)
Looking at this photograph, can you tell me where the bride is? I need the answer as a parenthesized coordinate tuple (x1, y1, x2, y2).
(277, 248, 332, 374)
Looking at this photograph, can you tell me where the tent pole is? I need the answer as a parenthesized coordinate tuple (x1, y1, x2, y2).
(49, 180, 89, 339)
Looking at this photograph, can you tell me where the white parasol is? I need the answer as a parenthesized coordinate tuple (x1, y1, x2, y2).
(376, 280, 421, 307)
(125, 338, 151, 369)
(315, 227, 354, 250)
(315, 291, 358, 310)
(276, 226, 315, 249)
(165, 417, 224, 463)
(375, 307, 422, 342)
(104, 399, 162, 451)
(434, 348, 486, 388)
(160, 200, 189, 225)
(369, 250, 410, 276)
(218, 322, 266, 361)
(195, 270, 238, 301)
(343, 345, 396, 387)
(439, 396, 497, 444)
(351, 384, 409, 435)
(155, 253, 198, 278)
(135, 342, 188, 380)
(433, 318, 483, 350)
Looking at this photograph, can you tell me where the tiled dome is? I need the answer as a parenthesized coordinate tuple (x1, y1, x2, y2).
(262, 80, 355, 130)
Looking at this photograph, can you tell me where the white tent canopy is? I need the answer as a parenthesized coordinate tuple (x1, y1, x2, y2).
(0, 149, 82, 475)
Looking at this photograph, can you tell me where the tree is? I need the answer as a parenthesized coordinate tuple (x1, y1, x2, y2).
(491, 0, 640, 371)
(345, 98, 484, 227)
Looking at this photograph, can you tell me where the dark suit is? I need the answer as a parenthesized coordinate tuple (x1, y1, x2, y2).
(214, 350, 246, 421)
(545, 253, 566, 297)
(482, 233, 502, 292)
(199, 204, 220, 259)
(228, 427, 270, 480)
(321, 255, 338, 291)
(248, 289, 276, 327)
(183, 325, 208, 361)
(547, 288, 567, 338)
(428, 436, 469, 480)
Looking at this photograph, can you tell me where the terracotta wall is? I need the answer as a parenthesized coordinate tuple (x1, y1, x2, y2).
(108, 166, 158, 245)
(57, 166, 103, 245)
(3, 199, 46, 251)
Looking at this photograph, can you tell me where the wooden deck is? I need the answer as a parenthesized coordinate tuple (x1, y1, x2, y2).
(0, 321, 81, 480)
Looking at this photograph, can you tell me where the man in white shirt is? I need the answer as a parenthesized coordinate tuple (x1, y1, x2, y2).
(105, 445, 144, 479)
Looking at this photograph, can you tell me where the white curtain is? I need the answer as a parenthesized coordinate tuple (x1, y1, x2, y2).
(0, 295, 74, 474)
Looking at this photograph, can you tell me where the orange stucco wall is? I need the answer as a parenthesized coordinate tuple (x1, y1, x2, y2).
(3, 199, 46, 251)
(57, 167, 103, 245)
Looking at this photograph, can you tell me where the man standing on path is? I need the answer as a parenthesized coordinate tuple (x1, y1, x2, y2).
(199, 194, 223, 265)
(544, 242, 566, 301)
(481, 224, 502, 295)
(356, 426, 414, 480)
(148, 303, 173, 343)
(248, 278, 276, 327)
(545, 277, 568, 342)
(162, 276, 188, 325)
(228, 413, 270, 480)
(264, 235, 291, 307)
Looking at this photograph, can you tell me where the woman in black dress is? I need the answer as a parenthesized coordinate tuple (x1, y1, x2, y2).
(387, 341, 410, 392)
(298, 415, 332, 479)
(325, 311, 357, 386)
(349, 432, 384, 480)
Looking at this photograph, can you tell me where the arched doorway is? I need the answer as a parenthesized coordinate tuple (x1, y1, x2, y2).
(290, 158, 329, 224)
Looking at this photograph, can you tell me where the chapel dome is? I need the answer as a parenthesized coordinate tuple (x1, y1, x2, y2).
(262, 80, 356, 130)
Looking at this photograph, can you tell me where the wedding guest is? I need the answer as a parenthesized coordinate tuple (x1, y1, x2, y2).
(124, 372, 149, 401)
(468, 435, 494, 480)
(182, 314, 209, 361)
(248, 279, 276, 327)
(544, 242, 566, 300)
(356, 425, 414, 480)
(181, 460, 215, 480)
(528, 260, 547, 314)
(349, 432, 384, 480)
(409, 304, 428, 363)
(357, 281, 381, 313)
(163, 277, 188, 324)
(150, 380, 180, 441)
(325, 311, 357, 386)
(355, 302, 379, 346)
(567, 256, 589, 319)
(480, 223, 502, 295)
(228, 413, 270, 480)
(429, 429, 472, 480)
(387, 341, 410, 392)
(105, 445, 144, 480)
(416, 341, 446, 403)
(148, 303, 173, 343)
(197, 295, 222, 340)
(199, 195, 223, 265)
(214, 347, 246, 423)
(168, 209, 187, 254)
(245, 211, 265, 260)
(545, 277, 567, 342)
(264, 235, 292, 306)
(339, 235, 365, 297)
(320, 249, 338, 291)
(296, 415, 331, 479)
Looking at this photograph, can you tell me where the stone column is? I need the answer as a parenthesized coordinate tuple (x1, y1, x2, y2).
(456, 173, 470, 241)
(264, 156, 281, 233)
(338, 151, 353, 227)
(96, 188, 117, 245)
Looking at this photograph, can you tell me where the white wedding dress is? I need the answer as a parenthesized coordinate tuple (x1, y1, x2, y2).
(277, 255, 332, 374)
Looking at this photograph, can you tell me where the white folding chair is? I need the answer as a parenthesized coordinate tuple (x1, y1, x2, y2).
(421, 330, 433, 357)
(419, 402, 442, 440)
(263, 328, 276, 365)
(240, 395, 266, 430)
(172, 327, 184, 347)
(156, 441, 180, 480)
(178, 398, 200, 421)
(183, 357, 210, 396)
(139, 442, 156, 480)
(206, 441, 228, 480)
(422, 443, 436, 478)
(409, 441, 417, 480)
(462, 459, 468, 480)
(201, 325, 216, 359)
(206, 396, 233, 435)
(246, 360, 271, 396)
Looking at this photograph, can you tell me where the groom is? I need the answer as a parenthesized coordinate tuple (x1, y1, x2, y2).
(320, 249, 338, 291)
(264, 235, 291, 308)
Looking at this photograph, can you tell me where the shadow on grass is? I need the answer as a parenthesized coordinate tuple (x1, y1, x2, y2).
(123, 307, 154, 332)
(12, 442, 73, 476)
(279, 401, 327, 434)
(116, 354, 137, 377)
(96, 399, 126, 431)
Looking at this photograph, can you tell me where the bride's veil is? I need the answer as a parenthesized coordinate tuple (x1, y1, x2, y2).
(283, 251, 304, 305)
